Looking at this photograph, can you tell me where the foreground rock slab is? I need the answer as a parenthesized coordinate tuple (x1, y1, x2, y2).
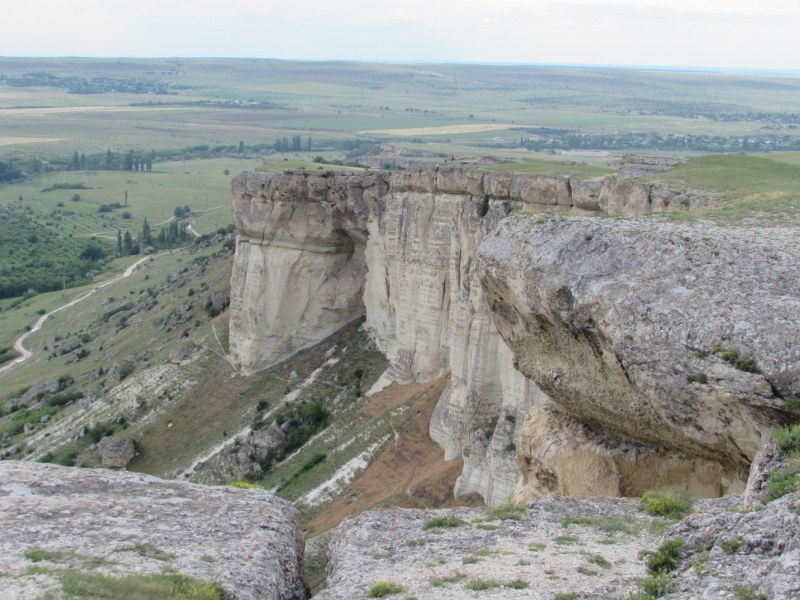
(0, 461, 308, 600)
(317, 497, 660, 600)
(665, 491, 800, 600)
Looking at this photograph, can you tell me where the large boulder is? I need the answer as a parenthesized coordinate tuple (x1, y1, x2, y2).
(0, 462, 308, 600)
(97, 436, 135, 468)
(20, 378, 62, 404)
(478, 216, 799, 496)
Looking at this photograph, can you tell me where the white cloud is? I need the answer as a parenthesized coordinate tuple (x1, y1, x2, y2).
(0, 0, 798, 69)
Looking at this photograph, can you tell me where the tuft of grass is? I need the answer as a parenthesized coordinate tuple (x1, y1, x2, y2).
(422, 515, 465, 530)
(465, 578, 501, 591)
(116, 542, 172, 561)
(554, 594, 577, 600)
(640, 490, 693, 519)
(486, 503, 526, 521)
(721, 538, 743, 555)
(368, 581, 405, 597)
(507, 579, 528, 589)
(588, 554, 612, 569)
(577, 566, 598, 576)
(405, 539, 425, 548)
(476, 524, 505, 531)
(430, 573, 465, 587)
(24, 549, 65, 563)
(733, 583, 767, 600)
(462, 555, 480, 565)
(554, 535, 579, 545)
(528, 543, 546, 551)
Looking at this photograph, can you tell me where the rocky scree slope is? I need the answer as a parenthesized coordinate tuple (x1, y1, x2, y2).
(0, 461, 308, 600)
(229, 159, 718, 507)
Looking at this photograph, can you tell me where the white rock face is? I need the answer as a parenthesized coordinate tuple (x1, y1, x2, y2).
(228, 163, 737, 506)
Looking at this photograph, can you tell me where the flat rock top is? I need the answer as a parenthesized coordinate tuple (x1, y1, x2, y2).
(317, 496, 670, 600)
(0, 461, 308, 600)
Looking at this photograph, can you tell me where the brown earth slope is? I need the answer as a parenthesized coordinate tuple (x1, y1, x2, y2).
(307, 373, 483, 537)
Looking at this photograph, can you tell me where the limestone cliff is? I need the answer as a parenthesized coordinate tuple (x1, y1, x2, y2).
(228, 160, 780, 506)
(477, 217, 799, 501)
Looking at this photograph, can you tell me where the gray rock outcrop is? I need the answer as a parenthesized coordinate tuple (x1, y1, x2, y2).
(19, 377, 62, 404)
(0, 461, 308, 600)
(97, 436, 135, 468)
(477, 216, 799, 500)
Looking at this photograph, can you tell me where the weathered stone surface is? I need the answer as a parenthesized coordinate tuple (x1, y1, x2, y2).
(97, 436, 135, 468)
(20, 378, 62, 404)
(513, 400, 745, 503)
(478, 216, 799, 495)
(665, 490, 800, 599)
(0, 461, 308, 600)
(317, 498, 656, 600)
(743, 442, 787, 507)
(172, 339, 197, 362)
(616, 153, 688, 180)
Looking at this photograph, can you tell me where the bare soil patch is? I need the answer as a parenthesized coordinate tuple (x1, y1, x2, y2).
(307, 373, 483, 537)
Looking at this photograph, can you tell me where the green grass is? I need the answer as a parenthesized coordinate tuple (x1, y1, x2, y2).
(646, 154, 800, 224)
(368, 581, 405, 597)
(640, 490, 693, 519)
(562, 515, 636, 535)
(465, 578, 501, 591)
(422, 515, 465, 530)
(42, 571, 227, 600)
(486, 503, 526, 521)
(484, 158, 614, 180)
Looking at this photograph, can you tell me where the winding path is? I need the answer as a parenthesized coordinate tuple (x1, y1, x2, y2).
(0, 254, 160, 376)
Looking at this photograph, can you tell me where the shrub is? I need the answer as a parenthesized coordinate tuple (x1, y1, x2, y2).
(714, 345, 759, 373)
(646, 539, 684, 574)
(486, 503, 526, 521)
(733, 583, 767, 600)
(773, 424, 800, 454)
(227, 480, 266, 490)
(640, 490, 693, 519)
(765, 461, 800, 500)
(642, 572, 674, 598)
(422, 515, 465, 530)
(721, 538, 743, 555)
(367, 581, 404, 597)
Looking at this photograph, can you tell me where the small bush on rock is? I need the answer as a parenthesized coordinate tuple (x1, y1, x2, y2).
(367, 581, 404, 597)
(646, 539, 684, 574)
(640, 490, 693, 519)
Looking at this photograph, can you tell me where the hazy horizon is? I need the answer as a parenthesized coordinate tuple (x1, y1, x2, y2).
(1, 0, 798, 72)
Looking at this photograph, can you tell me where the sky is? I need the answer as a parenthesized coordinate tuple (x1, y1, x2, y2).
(1, 0, 799, 71)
